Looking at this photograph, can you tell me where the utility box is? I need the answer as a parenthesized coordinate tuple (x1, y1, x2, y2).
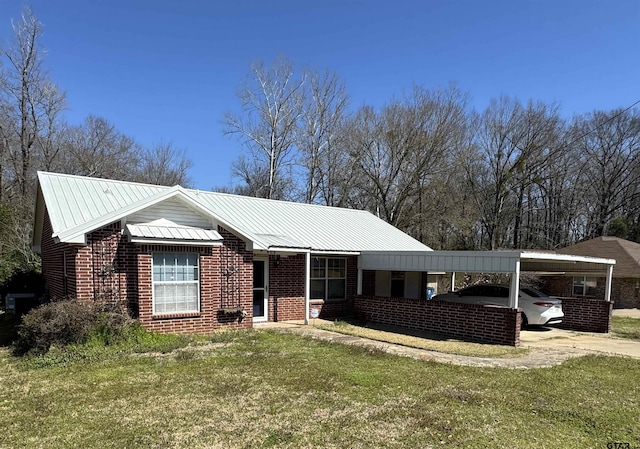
(5, 293, 38, 316)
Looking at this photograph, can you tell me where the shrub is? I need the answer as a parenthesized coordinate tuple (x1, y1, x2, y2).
(12, 300, 133, 356)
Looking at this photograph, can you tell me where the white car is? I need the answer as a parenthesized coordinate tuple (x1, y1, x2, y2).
(432, 284, 563, 327)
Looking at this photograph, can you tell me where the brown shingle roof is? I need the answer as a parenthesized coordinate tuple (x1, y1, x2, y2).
(558, 237, 640, 278)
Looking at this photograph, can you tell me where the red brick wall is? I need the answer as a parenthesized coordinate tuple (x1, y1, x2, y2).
(543, 275, 640, 309)
(137, 227, 253, 334)
(354, 295, 521, 346)
(555, 298, 613, 333)
(40, 210, 77, 300)
(268, 254, 305, 321)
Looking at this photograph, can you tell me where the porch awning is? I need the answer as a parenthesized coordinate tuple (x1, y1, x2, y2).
(125, 218, 223, 245)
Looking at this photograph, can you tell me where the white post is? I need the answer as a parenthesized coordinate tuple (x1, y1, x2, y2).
(305, 251, 311, 325)
(509, 260, 521, 309)
(604, 264, 614, 303)
(450, 272, 456, 291)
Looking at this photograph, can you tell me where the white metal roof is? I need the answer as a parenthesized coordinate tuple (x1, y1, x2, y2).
(125, 219, 223, 245)
(359, 250, 616, 273)
(35, 171, 432, 253)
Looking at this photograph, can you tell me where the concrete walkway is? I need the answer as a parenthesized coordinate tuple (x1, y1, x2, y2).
(258, 316, 640, 369)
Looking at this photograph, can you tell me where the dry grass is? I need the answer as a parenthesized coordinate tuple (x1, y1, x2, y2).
(317, 320, 529, 358)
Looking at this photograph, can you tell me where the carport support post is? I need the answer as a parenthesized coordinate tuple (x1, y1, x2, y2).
(604, 264, 614, 303)
(450, 272, 456, 291)
(509, 260, 521, 309)
(304, 251, 310, 325)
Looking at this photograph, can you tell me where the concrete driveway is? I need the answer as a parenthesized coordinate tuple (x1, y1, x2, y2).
(521, 309, 640, 358)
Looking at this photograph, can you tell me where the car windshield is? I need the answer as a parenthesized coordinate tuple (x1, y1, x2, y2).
(520, 287, 549, 298)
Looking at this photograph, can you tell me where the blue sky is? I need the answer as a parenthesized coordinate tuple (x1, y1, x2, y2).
(1, 0, 638, 190)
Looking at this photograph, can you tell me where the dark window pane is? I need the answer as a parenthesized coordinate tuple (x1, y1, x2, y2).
(328, 279, 345, 299)
(311, 279, 325, 299)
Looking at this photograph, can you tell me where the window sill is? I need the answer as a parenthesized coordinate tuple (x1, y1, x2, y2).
(310, 298, 346, 304)
(152, 312, 201, 320)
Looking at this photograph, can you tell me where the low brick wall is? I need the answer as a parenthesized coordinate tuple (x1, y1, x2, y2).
(556, 298, 612, 333)
(354, 296, 521, 346)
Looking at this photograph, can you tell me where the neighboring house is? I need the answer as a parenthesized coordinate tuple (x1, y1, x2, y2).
(33, 171, 433, 334)
(543, 236, 640, 309)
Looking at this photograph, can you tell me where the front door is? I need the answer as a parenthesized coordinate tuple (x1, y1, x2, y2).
(253, 259, 268, 322)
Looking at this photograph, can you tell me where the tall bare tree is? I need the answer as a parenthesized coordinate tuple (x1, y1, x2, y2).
(0, 7, 65, 201)
(224, 56, 305, 199)
(345, 85, 469, 232)
(296, 68, 349, 204)
(572, 108, 640, 238)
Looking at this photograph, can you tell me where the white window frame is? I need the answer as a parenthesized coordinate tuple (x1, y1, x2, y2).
(152, 252, 200, 315)
(572, 276, 597, 297)
(310, 257, 346, 302)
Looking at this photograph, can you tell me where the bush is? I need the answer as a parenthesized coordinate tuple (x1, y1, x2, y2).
(12, 300, 133, 356)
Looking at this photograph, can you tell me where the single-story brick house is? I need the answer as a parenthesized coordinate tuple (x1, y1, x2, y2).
(543, 236, 640, 309)
(32, 172, 618, 345)
(32, 171, 434, 334)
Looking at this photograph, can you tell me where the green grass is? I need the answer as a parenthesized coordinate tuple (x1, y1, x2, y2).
(611, 316, 640, 340)
(1, 329, 639, 448)
(317, 319, 529, 357)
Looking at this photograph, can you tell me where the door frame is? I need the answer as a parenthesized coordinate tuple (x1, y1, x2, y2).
(253, 256, 269, 322)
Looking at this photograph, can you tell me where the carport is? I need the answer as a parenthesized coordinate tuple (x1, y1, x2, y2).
(354, 250, 616, 346)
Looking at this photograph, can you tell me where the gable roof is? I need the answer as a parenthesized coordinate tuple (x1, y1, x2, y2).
(34, 171, 432, 253)
(557, 236, 640, 277)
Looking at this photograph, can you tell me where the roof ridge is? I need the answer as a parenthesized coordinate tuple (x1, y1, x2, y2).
(39, 171, 371, 215)
(189, 188, 372, 214)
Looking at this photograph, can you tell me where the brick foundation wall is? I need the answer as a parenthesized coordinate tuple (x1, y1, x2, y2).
(556, 297, 612, 333)
(354, 295, 521, 346)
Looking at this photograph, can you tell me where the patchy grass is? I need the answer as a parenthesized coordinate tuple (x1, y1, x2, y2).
(317, 319, 529, 358)
(611, 316, 640, 340)
(3, 329, 637, 448)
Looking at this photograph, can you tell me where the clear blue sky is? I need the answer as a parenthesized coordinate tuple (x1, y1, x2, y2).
(1, 0, 638, 190)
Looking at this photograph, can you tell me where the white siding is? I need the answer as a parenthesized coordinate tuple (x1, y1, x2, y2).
(128, 197, 212, 228)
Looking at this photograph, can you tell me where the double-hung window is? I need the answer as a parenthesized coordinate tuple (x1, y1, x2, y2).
(152, 252, 200, 314)
(311, 257, 346, 301)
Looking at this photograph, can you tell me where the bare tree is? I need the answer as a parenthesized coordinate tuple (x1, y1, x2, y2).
(572, 108, 640, 238)
(135, 142, 192, 187)
(296, 68, 349, 204)
(224, 56, 305, 199)
(61, 115, 140, 180)
(0, 7, 65, 200)
(345, 85, 469, 233)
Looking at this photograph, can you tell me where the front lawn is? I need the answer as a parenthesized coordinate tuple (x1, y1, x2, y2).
(1, 330, 638, 448)
(611, 316, 640, 340)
